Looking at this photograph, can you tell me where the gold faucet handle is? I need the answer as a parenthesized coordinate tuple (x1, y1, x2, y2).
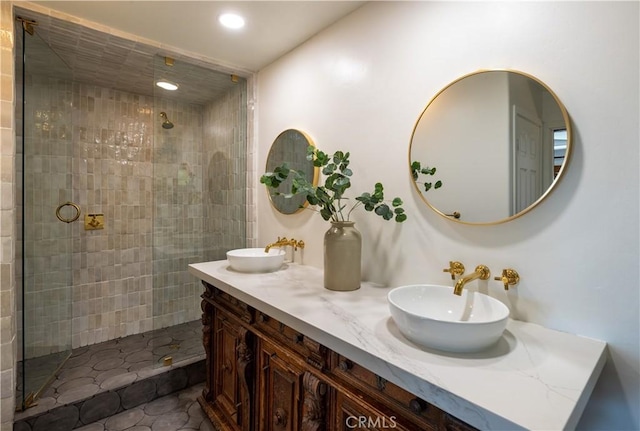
(443, 261, 465, 280)
(495, 269, 520, 290)
(295, 240, 305, 250)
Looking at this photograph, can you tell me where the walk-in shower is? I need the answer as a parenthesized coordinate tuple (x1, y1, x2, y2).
(14, 8, 248, 410)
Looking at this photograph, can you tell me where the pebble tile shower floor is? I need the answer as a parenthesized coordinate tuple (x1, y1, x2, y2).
(74, 383, 213, 431)
(14, 321, 206, 431)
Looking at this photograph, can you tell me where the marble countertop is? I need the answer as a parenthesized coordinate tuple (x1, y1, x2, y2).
(189, 260, 607, 431)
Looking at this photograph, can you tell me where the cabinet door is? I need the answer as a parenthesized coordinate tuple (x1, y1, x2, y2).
(259, 342, 303, 431)
(213, 311, 254, 431)
(258, 340, 329, 431)
(334, 390, 417, 431)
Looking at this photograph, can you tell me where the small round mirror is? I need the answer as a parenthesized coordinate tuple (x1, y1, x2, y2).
(265, 129, 318, 214)
(409, 70, 572, 225)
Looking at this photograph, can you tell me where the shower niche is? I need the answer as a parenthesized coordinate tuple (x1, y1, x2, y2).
(15, 8, 248, 410)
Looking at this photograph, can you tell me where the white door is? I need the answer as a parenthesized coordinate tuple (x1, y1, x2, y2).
(513, 106, 543, 214)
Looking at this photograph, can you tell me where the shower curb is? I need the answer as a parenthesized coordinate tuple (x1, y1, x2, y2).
(13, 359, 205, 431)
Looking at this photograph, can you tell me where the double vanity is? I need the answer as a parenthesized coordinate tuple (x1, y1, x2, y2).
(189, 260, 606, 431)
(187, 69, 605, 430)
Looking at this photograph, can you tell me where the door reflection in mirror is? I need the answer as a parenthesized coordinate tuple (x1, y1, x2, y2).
(409, 70, 572, 225)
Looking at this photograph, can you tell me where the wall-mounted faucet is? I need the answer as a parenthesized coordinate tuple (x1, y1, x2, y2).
(453, 264, 491, 295)
(264, 237, 305, 253)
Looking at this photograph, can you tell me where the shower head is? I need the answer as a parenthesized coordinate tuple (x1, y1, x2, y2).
(159, 112, 174, 129)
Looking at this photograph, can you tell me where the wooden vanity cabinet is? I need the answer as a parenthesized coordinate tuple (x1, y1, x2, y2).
(199, 282, 477, 431)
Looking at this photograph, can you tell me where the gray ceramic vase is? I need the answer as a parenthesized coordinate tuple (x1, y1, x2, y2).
(323, 221, 361, 291)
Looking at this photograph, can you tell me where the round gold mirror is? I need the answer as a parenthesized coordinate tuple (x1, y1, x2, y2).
(409, 70, 571, 225)
(265, 129, 319, 214)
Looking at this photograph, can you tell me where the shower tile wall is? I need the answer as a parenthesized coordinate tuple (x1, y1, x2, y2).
(70, 83, 156, 349)
(203, 82, 247, 262)
(152, 99, 204, 331)
(18, 76, 246, 355)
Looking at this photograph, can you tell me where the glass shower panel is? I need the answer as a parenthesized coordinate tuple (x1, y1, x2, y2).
(151, 56, 247, 367)
(16, 22, 74, 409)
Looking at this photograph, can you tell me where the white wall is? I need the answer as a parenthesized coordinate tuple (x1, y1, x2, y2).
(256, 2, 639, 430)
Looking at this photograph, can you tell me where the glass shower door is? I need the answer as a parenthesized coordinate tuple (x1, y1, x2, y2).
(151, 55, 248, 368)
(17, 19, 75, 409)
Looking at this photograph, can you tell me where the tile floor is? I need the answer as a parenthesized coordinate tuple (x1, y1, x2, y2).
(15, 320, 205, 430)
(74, 383, 214, 431)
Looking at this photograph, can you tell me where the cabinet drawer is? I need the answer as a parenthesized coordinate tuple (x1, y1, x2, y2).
(254, 311, 329, 370)
(334, 389, 420, 431)
(330, 353, 451, 430)
(204, 283, 255, 324)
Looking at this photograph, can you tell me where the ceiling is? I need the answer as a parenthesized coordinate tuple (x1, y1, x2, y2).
(28, 1, 364, 71)
(16, 1, 364, 105)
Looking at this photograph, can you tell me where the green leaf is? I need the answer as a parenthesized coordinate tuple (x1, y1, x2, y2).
(260, 174, 273, 186)
(375, 203, 393, 220)
(323, 163, 335, 175)
(410, 161, 421, 180)
(335, 175, 350, 188)
(355, 192, 370, 202)
(320, 207, 333, 221)
(395, 213, 407, 223)
(313, 149, 330, 166)
(392, 197, 403, 207)
(307, 195, 319, 205)
(434, 180, 443, 189)
(424, 182, 432, 192)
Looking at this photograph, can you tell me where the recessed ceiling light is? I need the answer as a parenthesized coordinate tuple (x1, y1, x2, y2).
(219, 13, 245, 30)
(156, 80, 179, 91)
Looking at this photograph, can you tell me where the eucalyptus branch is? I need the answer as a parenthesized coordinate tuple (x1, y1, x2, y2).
(261, 146, 442, 224)
(411, 161, 443, 192)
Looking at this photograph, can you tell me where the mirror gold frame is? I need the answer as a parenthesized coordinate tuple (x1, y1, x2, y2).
(409, 69, 572, 225)
(265, 129, 319, 214)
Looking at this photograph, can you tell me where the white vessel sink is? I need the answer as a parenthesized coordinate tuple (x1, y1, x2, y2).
(388, 284, 510, 353)
(226, 248, 286, 273)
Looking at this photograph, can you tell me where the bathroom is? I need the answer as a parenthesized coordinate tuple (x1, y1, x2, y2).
(1, 2, 638, 431)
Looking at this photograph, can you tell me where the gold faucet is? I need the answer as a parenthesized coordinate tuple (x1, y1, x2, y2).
(264, 237, 305, 253)
(453, 265, 491, 296)
(265, 237, 289, 252)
